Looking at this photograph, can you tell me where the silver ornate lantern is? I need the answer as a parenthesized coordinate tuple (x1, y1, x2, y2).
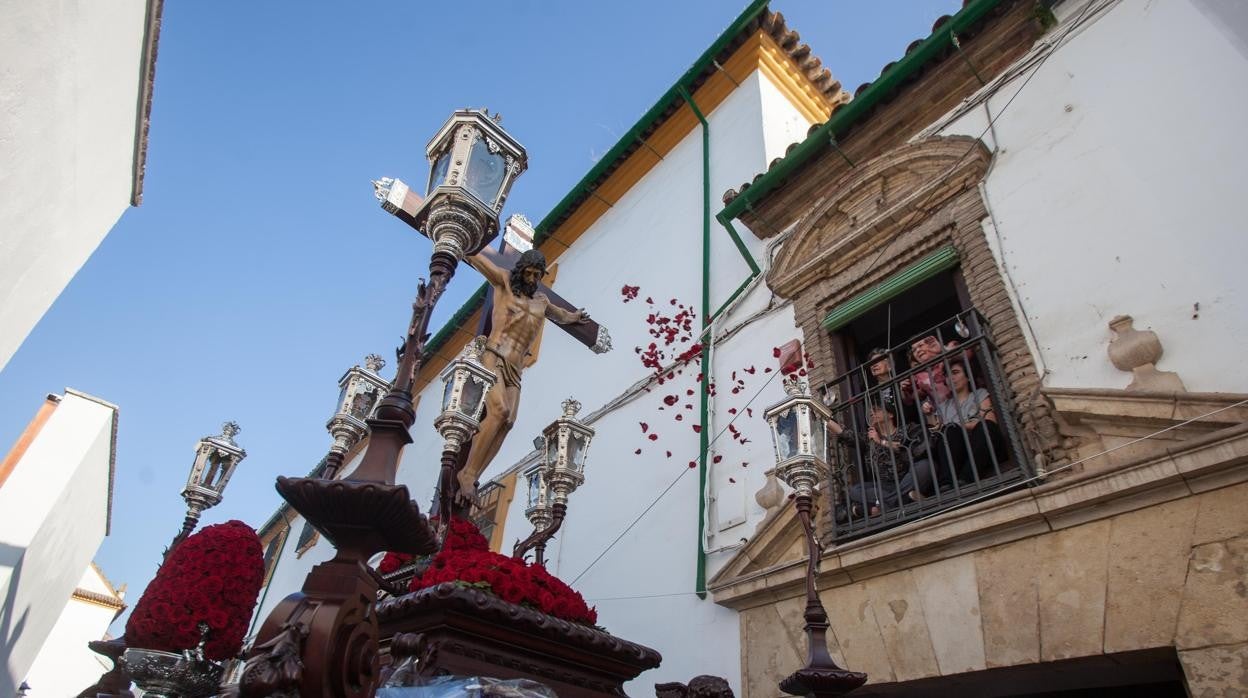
(540, 398, 594, 505)
(180, 422, 247, 529)
(324, 353, 388, 477)
(513, 399, 593, 564)
(763, 376, 831, 497)
(763, 383, 868, 695)
(433, 337, 497, 452)
(408, 108, 529, 260)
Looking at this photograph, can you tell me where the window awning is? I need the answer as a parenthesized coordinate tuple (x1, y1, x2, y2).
(821, 245, 960, 331)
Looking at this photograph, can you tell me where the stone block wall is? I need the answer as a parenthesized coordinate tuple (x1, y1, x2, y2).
(736, 481, 1248, 697)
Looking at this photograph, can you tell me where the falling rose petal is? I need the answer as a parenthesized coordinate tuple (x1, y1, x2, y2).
(685, 404, 693, 410)
(732, 370, 738, 381)
(746, 408, 754, 418)
(687, 389, 695, 396)
(764, 367, 773, 373)
(640, 422, 649, 433)
(646, 296, 655, 305)
(634, 449, 642, 455)
(648, 433, 659, 441)
(731, 387, 741, 394)
(658, 406, 665, 410)
(772, 347, 782, 358)
(712, 454, 723, 464)
(742, 462, 749, 467)
(728, 408, 738, 415)
(740, 438, 751, 445)
(666, 451, 672, 458)
(671, 299, 678, 305)
(663, 395, 678, 406)
(798, 368, 807, 376)
(688, 461, 697, 469)
(692, 424, 702, 433)
(745, 366, 756, 374)
(675, 414, 683, 421)
(728, 477, 736, 483)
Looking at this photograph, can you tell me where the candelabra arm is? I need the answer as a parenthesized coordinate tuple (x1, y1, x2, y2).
(777, 493, 868, 697)
(163, 505, 203, 563)
(351, 251, 458, 485)
(513, 502, 566, 562)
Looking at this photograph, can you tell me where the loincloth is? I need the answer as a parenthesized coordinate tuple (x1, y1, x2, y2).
(483, 344, 522, 388)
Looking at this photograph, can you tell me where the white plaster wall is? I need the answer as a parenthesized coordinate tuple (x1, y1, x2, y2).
(0, 392, 115, 693)
(0, 0, 150, 372)
(254, 67, 816, 692)
(937, 0, 1248, 393)
(23, 568, 118, 697)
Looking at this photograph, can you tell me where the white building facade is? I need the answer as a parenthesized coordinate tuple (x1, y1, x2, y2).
(0, 0, 162, 372)
(255, 0, 1248, 694)
(22, 564, 126, 697)
(0, 389, 119, 694)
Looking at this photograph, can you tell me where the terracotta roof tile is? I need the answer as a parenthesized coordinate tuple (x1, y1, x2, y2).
(721, 2, 1012, 207)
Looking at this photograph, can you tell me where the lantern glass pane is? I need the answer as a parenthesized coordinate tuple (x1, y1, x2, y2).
(775, 407, 799, 460)
(545, 435, 558, 469)
(461, 375, 485, 419)
(349, 387, 376, 419)
(527, 472, 541, 508)
(428, 150, 451, 192)
(811, 416, 827, 462)
(465, 138, 506, 204)
(568, 432, 588, 472)
(337, 385, 350, 414)
(441, 376, 455, 411)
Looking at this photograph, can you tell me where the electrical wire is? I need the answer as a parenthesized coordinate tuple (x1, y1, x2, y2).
(570, 0, 1102, 591)
(570, 367, 783, 585)
(855, 0, 1098, 285)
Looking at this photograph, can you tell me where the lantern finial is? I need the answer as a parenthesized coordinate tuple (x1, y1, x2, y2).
(220, 421, 241, 443)
(561, 397, 581, 418)
(364, 353, 386, 373)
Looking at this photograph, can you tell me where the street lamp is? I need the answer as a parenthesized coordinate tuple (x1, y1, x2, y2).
(763, 376, 867, 697)
(513, 398, 593, 565)
(434, 338, 497, 521)
(170, 422, 246, 558)
(356, 108, 527, 482)
(411, 108, 529, 260)
(323, 353, 389, 479)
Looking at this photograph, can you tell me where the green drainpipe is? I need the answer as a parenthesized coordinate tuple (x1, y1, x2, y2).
(678, 85, 712, 600)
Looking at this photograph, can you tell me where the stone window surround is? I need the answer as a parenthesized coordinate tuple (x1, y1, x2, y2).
(762, 136, 1066, 538)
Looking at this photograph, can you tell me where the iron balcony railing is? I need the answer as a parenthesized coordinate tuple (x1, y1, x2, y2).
(821, 309, 1033, 541)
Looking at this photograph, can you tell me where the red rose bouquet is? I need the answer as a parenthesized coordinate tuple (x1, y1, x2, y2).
(389, 517, 597, 626)
(125, 520, 265, 661)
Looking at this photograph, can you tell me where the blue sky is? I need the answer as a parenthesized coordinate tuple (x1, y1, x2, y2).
(0, 0, 959, 630)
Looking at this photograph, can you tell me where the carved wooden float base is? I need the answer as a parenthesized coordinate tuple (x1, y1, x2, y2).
(377, 583, 662, 697)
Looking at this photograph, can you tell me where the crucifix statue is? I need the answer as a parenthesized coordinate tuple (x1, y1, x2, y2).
(374, 179, 611, 508)
(458, 246, 590, 502)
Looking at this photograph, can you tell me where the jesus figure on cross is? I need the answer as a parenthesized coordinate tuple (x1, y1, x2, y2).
(457, 248, 590, 503)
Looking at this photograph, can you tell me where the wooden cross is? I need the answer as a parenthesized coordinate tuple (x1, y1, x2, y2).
(373, 177, 612, 354)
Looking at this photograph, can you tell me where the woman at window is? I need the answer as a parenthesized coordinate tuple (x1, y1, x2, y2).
(830, 401, 933, 518)
(930, 362, 1007, 482)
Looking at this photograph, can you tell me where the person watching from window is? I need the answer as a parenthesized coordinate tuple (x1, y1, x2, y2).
(930, 362, 1007, 482)
(830, 401, 933, 518)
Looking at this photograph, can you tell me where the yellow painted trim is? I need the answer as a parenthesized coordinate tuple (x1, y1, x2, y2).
(413, 29, 834, 387)
(757, 32, 839, 123)
(487, 470, 519, 553)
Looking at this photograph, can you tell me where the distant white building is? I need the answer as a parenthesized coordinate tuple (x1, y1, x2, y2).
(0, 389, 119, 694)
(0, 0, 162, 372)
(22, 564, 126, 697)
